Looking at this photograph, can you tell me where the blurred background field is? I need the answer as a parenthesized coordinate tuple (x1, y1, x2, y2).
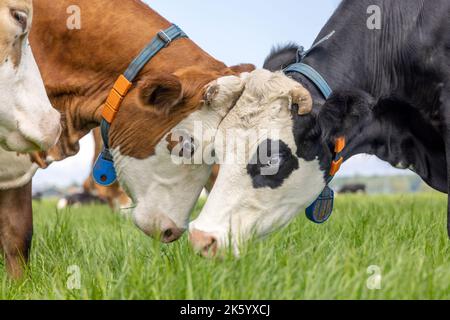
(35, 174, 436, 201)
(1, 193, 448, 300)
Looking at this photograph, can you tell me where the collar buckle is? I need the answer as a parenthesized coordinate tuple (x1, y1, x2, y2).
(157, 30, 172, 46)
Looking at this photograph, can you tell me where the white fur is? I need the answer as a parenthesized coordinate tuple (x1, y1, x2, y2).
(0, 5, 61, 189)
(190, 69, 327, 253)
(0, 41, 61, 152)
(0, 151, 38, 189)
(112, 75, 248, 236)
(57, 198, 68, 210)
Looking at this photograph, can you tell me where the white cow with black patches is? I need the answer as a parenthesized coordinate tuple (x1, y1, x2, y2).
(112, 74, 249, 243)
(190, 70, 326, 256)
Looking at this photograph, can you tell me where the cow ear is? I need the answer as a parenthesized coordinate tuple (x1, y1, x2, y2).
(229, 63, 256, 74)
(318, 90, 375, 140)
(138, 74, 183, 114)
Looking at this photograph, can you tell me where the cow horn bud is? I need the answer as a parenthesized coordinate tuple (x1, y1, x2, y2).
(203, 81, 220, 106)
(291, 86, 313, 115)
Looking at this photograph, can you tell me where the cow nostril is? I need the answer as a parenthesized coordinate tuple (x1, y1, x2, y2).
(190, 230, 219, 258)
(161, 227, 184, 243)
(202, 236, 218, 257)
(164, 229, 173, 239)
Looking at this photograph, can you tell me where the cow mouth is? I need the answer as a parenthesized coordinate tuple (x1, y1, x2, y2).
(29, 151, 52, 169)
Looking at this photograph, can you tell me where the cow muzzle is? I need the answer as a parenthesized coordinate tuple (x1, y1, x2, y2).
(189, 229, 219, 258)
(134, 211, 186, 243)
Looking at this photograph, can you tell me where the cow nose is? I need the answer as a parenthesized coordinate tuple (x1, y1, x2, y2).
(134, 211, 186, 243)
(161, 226, 185, 243)
(155, 215, 185, 243)
(189, 230, 218, 257)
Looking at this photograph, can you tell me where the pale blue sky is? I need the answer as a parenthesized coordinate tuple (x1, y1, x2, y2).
(33, 0, 409, 190)
(149, 0, 341, 67)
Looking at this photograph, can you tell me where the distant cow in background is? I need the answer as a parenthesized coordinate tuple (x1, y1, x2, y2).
(57, 191, 107, 210)
(339, 184, 367, 194)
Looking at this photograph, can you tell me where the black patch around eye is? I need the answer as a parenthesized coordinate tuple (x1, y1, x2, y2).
(247, 139, 299, 189)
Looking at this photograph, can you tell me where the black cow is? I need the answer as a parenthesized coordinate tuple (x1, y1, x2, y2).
(189, 0, 450, 254)
(57, 192, 107, 210)
(339, 184, 367, 194)
(264, 0, 449, 235)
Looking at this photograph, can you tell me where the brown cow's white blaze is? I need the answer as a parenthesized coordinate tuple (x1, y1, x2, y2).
(112, 75, 248, 242)
(0, 0, 61, 279)
(190, 70, 326, 256)
(0, 0, 60, 155)
(0, 0, 60, 190)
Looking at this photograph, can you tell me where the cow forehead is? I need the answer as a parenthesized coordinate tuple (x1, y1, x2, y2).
(218, 70, 297, 128)
(244, 70, 299, 100)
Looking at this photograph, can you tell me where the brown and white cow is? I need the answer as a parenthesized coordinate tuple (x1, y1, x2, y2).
(0, 0, 61, 278)
(0, 0, 252, 277)
(0, 0, 60, 153)
(83, 128, 220, 212)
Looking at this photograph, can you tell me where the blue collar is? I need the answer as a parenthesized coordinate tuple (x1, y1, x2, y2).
(284, 63, 332, 99)
(93, 24, 188, 186)
(283, 30, 335, 99)
(281, 31, 344, 225)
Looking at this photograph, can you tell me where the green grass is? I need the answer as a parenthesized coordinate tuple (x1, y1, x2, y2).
(1, 193, 449, 300)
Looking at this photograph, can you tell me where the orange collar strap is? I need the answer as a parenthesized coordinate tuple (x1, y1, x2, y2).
(93, 24, 188, 187)
(329, 137, 346, 177)
(102, 75, 133, 124)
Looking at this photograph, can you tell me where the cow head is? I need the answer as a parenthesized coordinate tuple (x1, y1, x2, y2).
(109, 66, 251, 243)
(0, 0, 60, 153)
(189, 69, 374, 256)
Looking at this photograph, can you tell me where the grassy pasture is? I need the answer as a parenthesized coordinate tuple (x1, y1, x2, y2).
(1, 193, 449, 300)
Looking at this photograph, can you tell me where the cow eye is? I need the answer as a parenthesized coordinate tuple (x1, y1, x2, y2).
(178, 136, 196, 159)
(263, 153, 283, 169)
(10, 10, 28, 32)
(263, 153, 284, 169)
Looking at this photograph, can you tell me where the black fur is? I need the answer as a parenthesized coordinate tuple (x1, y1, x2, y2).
(247, 139, 299, 189)
(263, 0, 450, 234)
(264, 43, 302, 71)
(318, 90, 375, 141)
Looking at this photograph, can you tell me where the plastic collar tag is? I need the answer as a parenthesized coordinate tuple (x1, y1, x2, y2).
(93, 151, 117, 187)
(305, 186, 335, 224)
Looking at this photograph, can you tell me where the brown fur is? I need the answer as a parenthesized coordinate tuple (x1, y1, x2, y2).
(0, 182, 32, 279)
(29, 0, 248, 161)
(138, 73, 184, 115)
(86, 130, 221, 207)
(205, 165, 220, 193)
(0, 0, 33, 279)
(1, 0, 253, 277)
